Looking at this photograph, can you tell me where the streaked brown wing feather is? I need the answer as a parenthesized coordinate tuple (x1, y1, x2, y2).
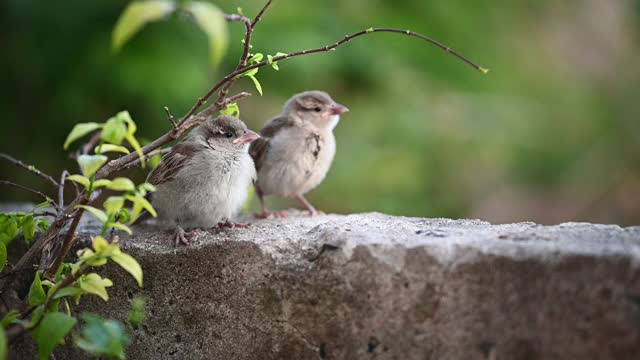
(249, 116, 291, 172)
(146, 143, 204, 185)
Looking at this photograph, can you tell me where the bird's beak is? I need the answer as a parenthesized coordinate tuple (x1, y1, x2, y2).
(330, 103, 349, 115)
(233, 130, 260, 144)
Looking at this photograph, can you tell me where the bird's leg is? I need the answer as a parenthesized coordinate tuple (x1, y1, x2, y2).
(295, 195, 324, 216)
(253, 186, 288, 218)
(217, 220, 250, 229)
(173, 226, 192, 246)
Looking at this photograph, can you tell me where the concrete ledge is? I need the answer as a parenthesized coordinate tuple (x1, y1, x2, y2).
(12, 209, 640, 359)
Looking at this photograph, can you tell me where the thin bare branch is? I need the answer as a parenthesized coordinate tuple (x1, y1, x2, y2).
(164, 106, 178, 130)
(224, 92, 252, 106)
(58, 170, 69, 208)
(251, 0, 274, 29)
(123, 147, 172, 170)
(237, 27, 488, 77)
(0, 264, 33, 279)
(44, 211, 82, 277)
(0, 180, 61, 213)
(224, 14, 251, 25)
(0, 153, 59, 188)
(34, 211, 57, 218)
(182, 27, 487, 128)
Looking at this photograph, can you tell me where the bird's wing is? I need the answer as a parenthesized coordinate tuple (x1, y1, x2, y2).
(146, 143, 204, 185)
(249, 116, 291, 172)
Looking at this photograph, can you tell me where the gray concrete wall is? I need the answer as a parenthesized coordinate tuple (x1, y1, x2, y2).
(11, 210, 640, 359)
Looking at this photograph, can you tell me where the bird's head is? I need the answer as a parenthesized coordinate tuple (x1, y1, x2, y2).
(284, 91, 349, 130)
(192, 115, 260, 152)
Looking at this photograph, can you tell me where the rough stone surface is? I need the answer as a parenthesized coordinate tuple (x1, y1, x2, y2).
(10, 206, 640, 359)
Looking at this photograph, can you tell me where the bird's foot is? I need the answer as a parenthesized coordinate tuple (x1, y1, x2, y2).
(173, 227, 199, 246)
(307, 209, 326, 217)
(217, 221, 250, 229)
(254, 210, 288, 219)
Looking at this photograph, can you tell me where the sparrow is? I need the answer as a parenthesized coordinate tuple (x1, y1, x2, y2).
(249, 90, 349, 218)
(147, 115, 260, 245)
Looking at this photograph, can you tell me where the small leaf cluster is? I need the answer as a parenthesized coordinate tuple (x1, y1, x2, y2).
(0, 110, 152, 360)
(0, 206, 51, 273)
(0, 236, 143, 359)
(64, 111, 158, 235)
(64, 110, 145, 167)
(112, 0, 228, 66)
(240, 51, 287, 96)
(77, 181, 156, 236)
(0, 210, 50, 246)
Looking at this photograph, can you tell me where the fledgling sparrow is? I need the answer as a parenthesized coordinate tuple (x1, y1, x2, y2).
(249, 90, 348, 218)
(147, 115, 259, 245)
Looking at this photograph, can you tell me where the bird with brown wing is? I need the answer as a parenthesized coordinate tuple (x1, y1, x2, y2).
(147, 115, 259, 245)
(249, 91, 349, 218)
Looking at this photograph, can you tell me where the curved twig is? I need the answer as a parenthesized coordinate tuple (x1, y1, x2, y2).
(184, 27, 487, 126)
(0, 153, 59, 188)
(0, 180, 61, 213)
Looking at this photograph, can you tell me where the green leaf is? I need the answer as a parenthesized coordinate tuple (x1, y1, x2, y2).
(80, 250, 108, 267)
(107, 178, 135, 192)
(64, 123, 102, 150)
(33, 312, 77, 360)
(112, 0, 175, 50)
(75, 314, 130, 360)
(21, 215, 36, 241)
(128, 297, 145, 329)
(77, 155, 108, 177)
(0, 328, 6, 360)
(187, 1, 229, 66)
(104, 196, 125, 216)
(250, 53, 263, 63)
(0, 243, 6, 273)
(92, 236, 110, 252)
(0, 217, 20, 245)
(267, 55, 280, 70)
(108, 222, 133, 235)
(220, 103, 240, 117)
(26, 306, 45, 330)
(125, 133, 145, 168)
(28, 272, 46, 306)
(126, 194, 156, 223)
(35, 219, 50, 232)
(95, 144, 130, 155)
(118, 208, 131, 224)
(242, 67, 258, 77)
(52, 287, 85, 300)
(111, 249, 143, 287)
(76, 205, 108, 223)
(247, 74, 263, 96)
(92, 179, 112, 189)
(0, 310, 20, 329)
(117, 111, 137, 136)
(149, 153, 163, 169)
(66, 174, 91, 189)
(79, 273, 113, 301)
(33, 200, 52, 210)
(101, 117, 127, 145)
(138, 182, 157, 193)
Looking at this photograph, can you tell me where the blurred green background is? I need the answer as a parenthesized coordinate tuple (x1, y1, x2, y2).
(1, 0, 639, 225)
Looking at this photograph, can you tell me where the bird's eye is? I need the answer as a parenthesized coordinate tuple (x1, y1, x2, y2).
(225, 132, 234, 138)
(313, 107, 322, 112)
